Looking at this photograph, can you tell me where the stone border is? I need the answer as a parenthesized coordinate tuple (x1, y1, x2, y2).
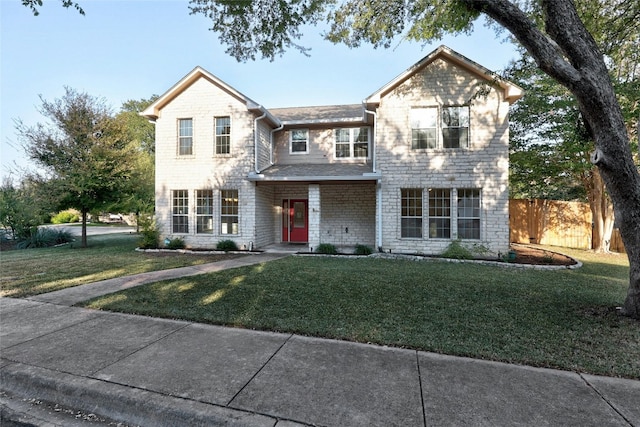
(135, 248, 263, 255)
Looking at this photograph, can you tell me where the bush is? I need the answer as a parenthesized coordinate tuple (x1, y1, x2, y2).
(441, 239, 473, 260)
(51, 210, 80, 224)
(354, 244, 373, 255)
(315, 243, 338, 255)
(16, 227, 74, 249)
(138, 215, 160, 249)
(166, 237, 186, 250)
(217, 239, 238, 251)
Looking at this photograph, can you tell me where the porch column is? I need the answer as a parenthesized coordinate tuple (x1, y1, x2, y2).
(308, 184, 320, 252)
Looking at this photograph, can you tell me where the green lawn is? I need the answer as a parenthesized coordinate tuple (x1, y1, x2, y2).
(0, 234, 245, 298)
(81, 247, 639, 379)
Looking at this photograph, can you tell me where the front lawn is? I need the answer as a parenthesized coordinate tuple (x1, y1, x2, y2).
(0, 234, 245, 298)
(81, 248, 639, 379)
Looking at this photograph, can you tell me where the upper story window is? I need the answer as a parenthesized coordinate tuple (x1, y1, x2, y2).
(290, 129, 309, 154)
(215, 116, 231, 155)
(411, 108, 437, 149)
(442, 106, 470, 148)
(178, 119, 193, 156)
(410, 106, 470, 149)
(335, 127, 370, 159)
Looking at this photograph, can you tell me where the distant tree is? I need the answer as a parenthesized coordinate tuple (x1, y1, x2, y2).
(189, 0, 640, 317)
(109, 96, 158, 230)
(0, 177, 50, 241)
(17, 87, 136, 247)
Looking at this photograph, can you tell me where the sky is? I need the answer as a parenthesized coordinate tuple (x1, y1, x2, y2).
(0, 0, 520, 181)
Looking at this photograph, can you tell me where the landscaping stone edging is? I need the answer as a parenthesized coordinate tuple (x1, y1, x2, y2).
(135, 248, 263, 255)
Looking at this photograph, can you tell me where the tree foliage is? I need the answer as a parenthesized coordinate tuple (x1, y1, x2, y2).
(17, 88, 136, 247)
(22, 0, 84, 16)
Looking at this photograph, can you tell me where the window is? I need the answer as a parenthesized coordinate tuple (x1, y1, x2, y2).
(457, 189, 480, 239)
(172, 190, 189, 233)
(401, 189, 422, 238)
(196, 190, 214, 234)
(334, 127, 370, 158)
(411, 108, 438, 149)
(215, 116, 231, 154)
(290, 129, 308, 154)
(178, 119, 193, 155)
(428, 189, 451, 238)
(442, 106, 469, 148)
(220, 190, 238, 234)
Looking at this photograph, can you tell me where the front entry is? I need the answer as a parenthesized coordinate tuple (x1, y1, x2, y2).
(282, 199, 308, 242)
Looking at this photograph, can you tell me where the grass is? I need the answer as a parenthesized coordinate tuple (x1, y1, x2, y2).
(81, 246, 639, 379)
(0, 234, 245, 298)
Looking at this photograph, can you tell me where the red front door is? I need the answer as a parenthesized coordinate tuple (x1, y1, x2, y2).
(282, 199, 308, 242)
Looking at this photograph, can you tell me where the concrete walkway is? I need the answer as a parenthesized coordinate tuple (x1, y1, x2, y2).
(1, 254, 639, 426)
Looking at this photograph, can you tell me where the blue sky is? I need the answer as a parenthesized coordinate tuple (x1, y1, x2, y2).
(1, 0, 520, 180)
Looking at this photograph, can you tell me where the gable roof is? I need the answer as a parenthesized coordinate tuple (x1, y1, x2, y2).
(364, 45, 524, 105)
(140, 66, 280, 126)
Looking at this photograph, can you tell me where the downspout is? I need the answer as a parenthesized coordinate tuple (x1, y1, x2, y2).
(254, 110, 267, 173)
(364, 106, 382, 250)
(269, 123, 284, 167)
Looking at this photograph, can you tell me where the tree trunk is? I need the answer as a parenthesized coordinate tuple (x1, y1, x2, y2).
(81, 210, 88, 248)
(467, 0, 640, 318)
(585, 168, 615, 253)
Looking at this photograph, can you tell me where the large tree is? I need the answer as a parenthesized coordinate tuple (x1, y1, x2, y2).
(188, 0, 640, 317)
(17, 88, 135, 247)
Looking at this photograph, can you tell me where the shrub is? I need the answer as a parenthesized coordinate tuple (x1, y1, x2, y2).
(16, 227, 74, 249)
(138, 215, 160, 249)
(354, 244, 373, 255)
(217, 239, 238, 251)
(441, 239, 473, 260)
(315, 243, 338, 255)
(166, 237, 186, 250)
(51, 210, 80, 224)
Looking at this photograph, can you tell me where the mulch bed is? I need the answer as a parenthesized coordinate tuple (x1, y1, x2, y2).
(510, 245, 576, 266)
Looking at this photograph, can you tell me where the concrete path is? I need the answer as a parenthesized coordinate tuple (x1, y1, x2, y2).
(1, 255, 639, 426)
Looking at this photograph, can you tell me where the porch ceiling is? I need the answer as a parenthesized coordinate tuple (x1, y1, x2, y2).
(248, 163, 380, 182)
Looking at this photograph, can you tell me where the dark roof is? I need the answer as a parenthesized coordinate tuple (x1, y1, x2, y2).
(269, 104, 365, 125)
(249, 163, 379, 182)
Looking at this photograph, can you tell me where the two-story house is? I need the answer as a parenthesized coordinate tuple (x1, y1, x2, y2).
(141, 45, 523, 254)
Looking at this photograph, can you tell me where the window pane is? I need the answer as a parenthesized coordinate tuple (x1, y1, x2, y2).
(411, 108, 437, 149)
(215, 117, 231, 155)
(336, 143, 350, 158)
(401, 189, 422, 238)
(221, 190, 238, 234)
(442, 107, 469, 149)
(354, 142, 368, 158)
(335, 129, 350, 143)
(291, 129, 308, 152)
(178, 119, 193, 156)
(428, 189, 451, 238)
(196, 190, 213, 234)
(172, 190, 189, 233)
(457, 189, 480, 240)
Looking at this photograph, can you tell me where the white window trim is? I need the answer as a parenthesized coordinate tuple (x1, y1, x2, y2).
(289, 129, 309, 155)
(410, 105, 470, 150)
(334, 127, 371, 160)
(214, 116, 232, 156)
(177, 118, 194, 157)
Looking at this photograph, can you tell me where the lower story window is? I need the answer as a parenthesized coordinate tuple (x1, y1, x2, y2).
(221, 189, 238, 235)
(196, 190, 214, 234)
(172, 190, 189, 233)
(401, 189, 422, 238)
(457, 189, 480, 239)
(428, 189, 451, 238)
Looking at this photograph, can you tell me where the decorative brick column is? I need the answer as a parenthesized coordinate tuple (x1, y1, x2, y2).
(308, 184, 320, 252)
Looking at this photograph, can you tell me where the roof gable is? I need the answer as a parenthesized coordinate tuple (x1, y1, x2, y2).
(365, 45, 523, 105)
(140, 66, 279, 125)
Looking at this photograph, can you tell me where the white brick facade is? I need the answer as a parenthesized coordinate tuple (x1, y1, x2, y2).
(142, 47, 522, 254)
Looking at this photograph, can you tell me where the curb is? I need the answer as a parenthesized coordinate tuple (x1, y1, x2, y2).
(0, 363, 278, 427)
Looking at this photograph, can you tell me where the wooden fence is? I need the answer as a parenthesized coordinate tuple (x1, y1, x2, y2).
(509, 199, 626, 253)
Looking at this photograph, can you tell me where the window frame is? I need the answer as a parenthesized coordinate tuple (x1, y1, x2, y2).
(428, 188, 451, 239)
(410, 107, 438, 149)
(172, 189, 189, 234)
(400, 188, 423, 238)
(442, 106, 470, 149)
(289, 129, 309, 154)
(334, 127, 371, 159)
(214, 116, 231, 155)
(457, 188, 481, 240)
(196, 189, 214, 234)
(177, 118, 193, 156)
(220, 189, 239, 235)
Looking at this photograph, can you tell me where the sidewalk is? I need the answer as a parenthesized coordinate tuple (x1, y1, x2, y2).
(1, 254, 639, 426)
